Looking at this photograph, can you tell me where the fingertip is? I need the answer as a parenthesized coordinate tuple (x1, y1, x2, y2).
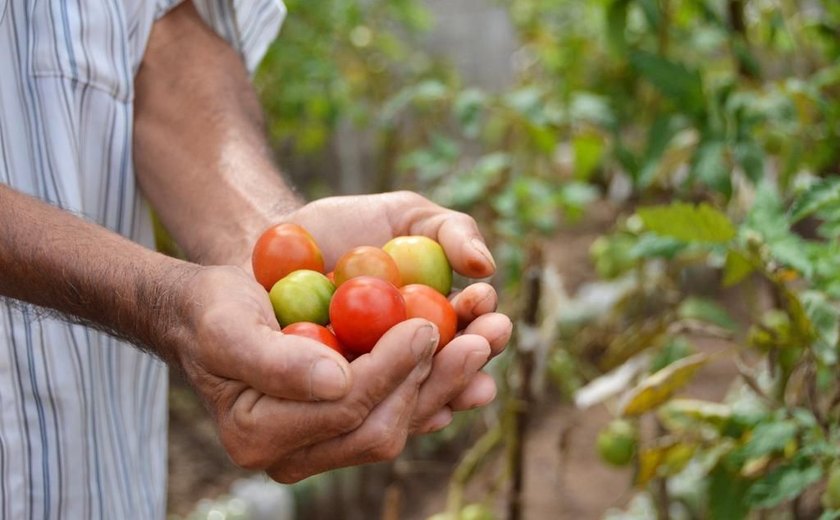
(419, 406, 453, 434)
(449, 372, 497, 410)
(310, 357, 351, 401)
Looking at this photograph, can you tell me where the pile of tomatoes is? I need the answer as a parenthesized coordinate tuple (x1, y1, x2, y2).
(251, 223, 458, 359)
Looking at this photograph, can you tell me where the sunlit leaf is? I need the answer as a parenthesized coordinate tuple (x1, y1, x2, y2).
(659, 398, 732, 432)
(637, 203, 736, 243)
(790, 177, 840, 223)
(723, 250, 755, 287)
(621, 354, 709, 416)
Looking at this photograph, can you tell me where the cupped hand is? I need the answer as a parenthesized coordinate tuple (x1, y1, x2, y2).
(285, 191, 513, 433)
(171, 265, 445, 482)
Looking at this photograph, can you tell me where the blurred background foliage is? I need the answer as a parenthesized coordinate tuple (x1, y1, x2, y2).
(174, 0, 840, 518)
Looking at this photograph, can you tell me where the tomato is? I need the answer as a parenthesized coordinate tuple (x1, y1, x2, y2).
(400, 284, 457, 351)
(334, 246, 401, 287)
(329, 276, 406, 355)
(282, 322, 345, 355)
(596, 419, 637, 467)
(252, 223, 324, 291)
(269, 270, 335, 327)
(383, 236, 452, 295)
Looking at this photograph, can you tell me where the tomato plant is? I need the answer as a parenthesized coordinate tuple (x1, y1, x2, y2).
(269, 270, 335, 327)
(329, 276, 407, 355)
(383, 236, 452, 295)
(334, 246, 402, 287)
(252, 223, 325, 291)
(400, 284, 457, 351)
(282, 322, 345, 355)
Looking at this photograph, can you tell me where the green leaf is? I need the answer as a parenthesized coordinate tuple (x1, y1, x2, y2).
(732, 421, 797, 463)
(629, 234, 686, 260)
(453, 88, 487, 139)
(692, 141, 731, 197)
(709, 466, 750, 520)
(802, 291, 840, 365)
(650, 336, 695, 373)
(606, 0, 630, 55)
(745, 460, 823, 509)
(790, 177, 840, 223)
(637, 203, 736, 243)
(630, 51, 705, 115)
(572, 132, 605, 181)
(723, 250, 755, 287)
(678, 297, 738, 331)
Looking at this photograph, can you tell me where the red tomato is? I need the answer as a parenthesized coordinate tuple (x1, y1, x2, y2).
(282, 322, 345, 356)
(334, 246, 401, 287)
(252, 223, 324, 291)
(329, 276, 406, 355)
(326, 271, 336, 284)
(400, 284, 457, 351)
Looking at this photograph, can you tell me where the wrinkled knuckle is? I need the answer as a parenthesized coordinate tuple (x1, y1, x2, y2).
(371, 435, 407, 462)
(365, 424, 407, 462)
(332, 403, 367, 434)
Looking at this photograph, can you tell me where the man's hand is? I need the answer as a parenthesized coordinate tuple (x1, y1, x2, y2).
(172, 266, 439, 481)
(285, 192, 513, 433)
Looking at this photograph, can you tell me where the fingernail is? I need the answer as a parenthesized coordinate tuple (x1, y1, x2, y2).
(411, 324, 438, 359)
(470, 238, 496, 271)
(310, 359, 348, 400)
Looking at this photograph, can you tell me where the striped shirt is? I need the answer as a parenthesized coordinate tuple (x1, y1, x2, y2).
(0, 1, 284, 518)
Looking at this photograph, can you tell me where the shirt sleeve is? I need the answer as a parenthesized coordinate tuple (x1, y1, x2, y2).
(155, 0, 286, 74)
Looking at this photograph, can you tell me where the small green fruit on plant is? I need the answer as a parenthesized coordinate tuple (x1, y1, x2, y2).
(597, 419, 637, 467)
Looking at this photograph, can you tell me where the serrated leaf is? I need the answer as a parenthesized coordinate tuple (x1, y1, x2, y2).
(732, 421, 798, 463)
(678, 297, 737, 331)
(621, 354, 709, 416)
(790, 177, 840, 223)
(637, 203, 736, 243)
(723, 249, 755, 287)
(745, 461, 823, 508)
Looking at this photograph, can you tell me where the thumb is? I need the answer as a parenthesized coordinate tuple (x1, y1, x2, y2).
(231, 329, 352, 401)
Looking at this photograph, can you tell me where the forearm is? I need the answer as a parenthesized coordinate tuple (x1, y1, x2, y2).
(134, 1, 299, 267)
(0, 185, 193, 363)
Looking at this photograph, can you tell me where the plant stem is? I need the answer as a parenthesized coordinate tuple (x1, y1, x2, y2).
(507, 246, 543, 520)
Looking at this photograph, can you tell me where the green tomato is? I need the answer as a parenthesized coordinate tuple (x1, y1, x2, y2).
(597, 419, 637, 467)
(383, 236, 452, 295)
(269, 270, 335, 327)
